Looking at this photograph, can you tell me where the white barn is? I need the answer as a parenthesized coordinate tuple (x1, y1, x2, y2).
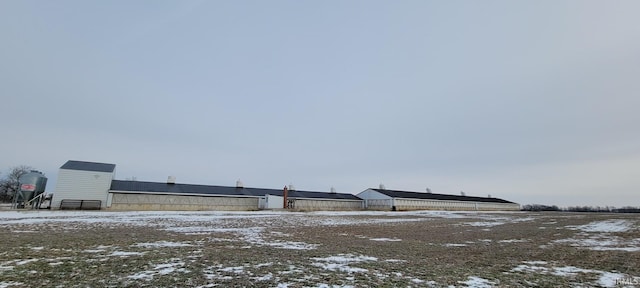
(52, 160, 116, 209)
(358, 188, 520, 211)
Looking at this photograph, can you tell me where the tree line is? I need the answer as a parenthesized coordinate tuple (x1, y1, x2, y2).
(0, 165, 33, 203)
(521, 204, 640, 213)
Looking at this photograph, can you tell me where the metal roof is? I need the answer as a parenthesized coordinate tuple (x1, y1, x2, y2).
(60, 160, 116, 173)
(370, 188, 516, 204)
(110, 180, 362, 200)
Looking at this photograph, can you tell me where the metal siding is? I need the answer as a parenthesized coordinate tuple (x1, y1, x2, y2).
(109, 193, 258, 211)
(357, 189, 392, 200)
(393, 198, 520, 211)
(52, 169, 114, 209)
(357, 189, 393, 210)
(292, 199, 362, 211)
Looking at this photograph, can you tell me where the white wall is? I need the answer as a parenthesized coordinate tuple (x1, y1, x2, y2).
(109, 193, 259, 211)
(357, 189, 393, 200)
(265, 194, 284, 209)
(289, 198, 363, 211)
(394, 198, 520, 211)
(357, 189, 393, 210)
(52, 169, 114, 209)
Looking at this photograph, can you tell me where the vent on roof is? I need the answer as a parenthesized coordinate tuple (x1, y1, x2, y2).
(330, 187, 336, 194)
(288, 184, 295, 191)
(379, 183, 386, 190)
(236, 179, 244, 188)
(426, 188, 432, 194)
(460, 191, 465, 196)
(167, 176, 176, 184)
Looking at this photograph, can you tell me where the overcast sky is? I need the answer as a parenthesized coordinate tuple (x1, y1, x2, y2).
(2, 1, 639, 207)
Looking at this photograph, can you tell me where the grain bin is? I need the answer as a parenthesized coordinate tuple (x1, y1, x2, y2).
(15, 171, 48, 208)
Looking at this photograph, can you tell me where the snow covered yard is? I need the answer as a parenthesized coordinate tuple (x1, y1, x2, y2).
(0, 210, 638, 287)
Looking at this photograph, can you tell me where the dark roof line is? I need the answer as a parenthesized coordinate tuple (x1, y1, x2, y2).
(110, 180, 362, 200)
(60, 160, 116, 173)
(370, 188, 516, 204)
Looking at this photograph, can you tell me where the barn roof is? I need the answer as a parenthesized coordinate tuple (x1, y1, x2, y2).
(370, 188, 516, 204)
(60, 160, 116, 173)
(110, 180, 361, 200)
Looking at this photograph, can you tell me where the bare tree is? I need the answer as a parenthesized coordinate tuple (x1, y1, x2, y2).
(0, 165, 33, 203)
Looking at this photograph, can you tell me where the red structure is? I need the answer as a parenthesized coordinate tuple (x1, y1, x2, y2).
(283, 186, 288, 208)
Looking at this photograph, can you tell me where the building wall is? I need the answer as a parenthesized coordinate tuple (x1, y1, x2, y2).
(52, 169, 114, 209)
(357, 189, 392, 200)
(365, 199, 393, 210)
(357, 189, 393, 210)
(264, 194, 284, 209)
(393, 198, 520, 211)
(289, 198, 363, 211)
(108, 193, 259, 211)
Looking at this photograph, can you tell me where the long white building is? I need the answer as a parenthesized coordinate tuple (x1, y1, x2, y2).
(358, 188, 520, 211)
(52, 160, 362, 211)
(52, 160, 519, 211)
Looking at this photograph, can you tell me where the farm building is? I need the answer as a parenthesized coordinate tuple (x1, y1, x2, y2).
(52, 160, 116, 209)
(108, 180, 362, 211)
(358, 187, 520, 211)
(52, 160, 519, 211)
(52, 160, 363, 211)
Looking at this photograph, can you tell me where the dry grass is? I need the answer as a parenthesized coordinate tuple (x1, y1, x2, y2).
(0, 211, 638, 287)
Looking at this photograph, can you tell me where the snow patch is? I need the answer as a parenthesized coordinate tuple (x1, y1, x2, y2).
(465, 221, 505, 227)
(510, 261, 628, 288)
(459, 276, 496, 288)
(444, 243, 467, 247)
(567, 220, 634, 233)
(109, 251, 144, 257)
(15, 259, 39, 265)
(369, 238, 402, 242)
(133, 241, 193, 248)
(0, 282, 23, 288)
(384, 259, 407, 263)
(552, 235, 640, 252)
(498, 239, 529, 243)
(311, 254, 377, 273)
(128, 259, 188, 280)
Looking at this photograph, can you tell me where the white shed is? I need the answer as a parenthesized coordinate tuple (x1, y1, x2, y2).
(52, 160, 116, 209)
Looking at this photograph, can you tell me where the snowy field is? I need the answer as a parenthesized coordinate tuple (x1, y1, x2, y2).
(0, 210, 639, 287)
